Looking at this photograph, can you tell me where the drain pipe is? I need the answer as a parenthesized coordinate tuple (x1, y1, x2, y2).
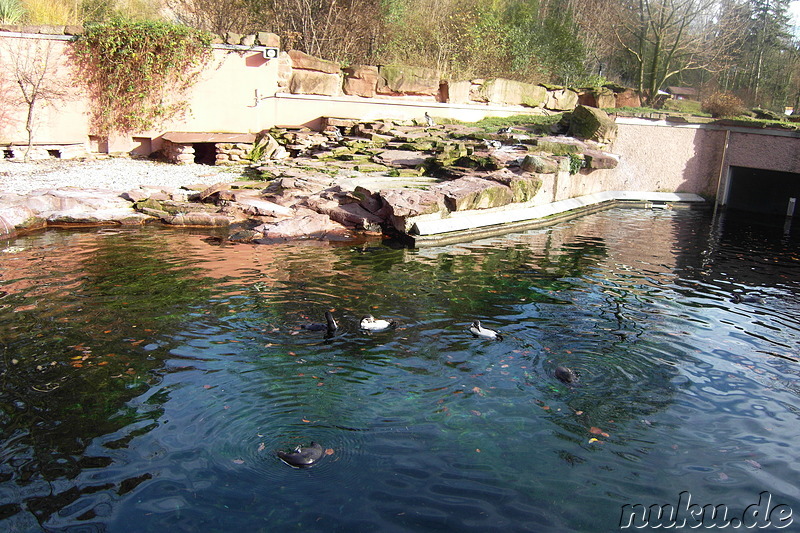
(712, 129, 731, 222)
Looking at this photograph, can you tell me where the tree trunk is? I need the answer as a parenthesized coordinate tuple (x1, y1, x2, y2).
(24, 96, 37, 163)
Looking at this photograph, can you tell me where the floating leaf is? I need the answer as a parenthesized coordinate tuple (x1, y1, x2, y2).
(471, 386, 484, 396)
(232, 459, 244, 465)
(325, 448, 334, 456)
(589, 427, 610, 438)
(588, 438, 602, 444)
(257, 443, 266, 452)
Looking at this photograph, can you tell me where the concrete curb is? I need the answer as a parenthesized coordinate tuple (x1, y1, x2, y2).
(408, 191, 706, 246)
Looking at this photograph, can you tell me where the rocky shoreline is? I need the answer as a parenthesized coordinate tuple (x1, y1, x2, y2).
(0, 107, 621, 243)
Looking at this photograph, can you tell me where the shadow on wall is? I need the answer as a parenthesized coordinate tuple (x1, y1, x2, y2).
(686, 126, 727, 199)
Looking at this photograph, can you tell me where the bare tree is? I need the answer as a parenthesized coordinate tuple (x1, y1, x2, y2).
(615, 0, 746, 104)
(2, 38, 69, 161)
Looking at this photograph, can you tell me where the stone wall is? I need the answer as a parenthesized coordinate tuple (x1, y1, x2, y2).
(284, 50, 638, 113)
(215, 143, 254, 166)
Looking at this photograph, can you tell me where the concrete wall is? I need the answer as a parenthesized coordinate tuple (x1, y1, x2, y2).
(594, 119, 727, 199)
(0, 35, 90, 146)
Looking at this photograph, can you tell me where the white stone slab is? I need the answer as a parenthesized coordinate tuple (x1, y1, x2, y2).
(410, 191, 705, 236)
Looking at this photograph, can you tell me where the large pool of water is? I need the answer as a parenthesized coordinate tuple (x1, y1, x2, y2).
(1, 208, 798, 532)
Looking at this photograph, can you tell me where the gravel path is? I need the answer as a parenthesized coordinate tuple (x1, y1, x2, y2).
(0, 158, 243, 195)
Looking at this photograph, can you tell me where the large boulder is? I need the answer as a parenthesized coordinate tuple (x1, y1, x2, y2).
(447, 80, 472, 104)
(578, 87, 616, 109)
(254, 209, 348, 239)
(568, 105, 618, 144)
(615, 88, 641, 108)
(343, 65, 379, 97)
(478, 79, 547, 107)
(377, 65, 439, 96)
(432, 176, 514, 212)
(288, 50, 341, 74)
(487, 170, 543, 202)
(520, 155, 560, 174)
(290, 70, 342, 96)
(379, 188, 442, 233)
(545, 88, 579, 111)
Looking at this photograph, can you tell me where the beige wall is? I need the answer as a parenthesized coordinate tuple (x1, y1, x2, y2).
(0, 35, 89, 145)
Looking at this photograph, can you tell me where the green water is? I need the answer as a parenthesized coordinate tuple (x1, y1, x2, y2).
(0, 208, 798, 532)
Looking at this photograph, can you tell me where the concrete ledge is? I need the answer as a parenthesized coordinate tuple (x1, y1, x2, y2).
(408, 191, 706, 246)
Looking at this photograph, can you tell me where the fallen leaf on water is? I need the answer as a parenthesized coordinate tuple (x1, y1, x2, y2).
(718, 472, 729, 481)
(471, 410, 481, 416)
(744, 459, 762, 469)
(203, 385, 212, 389)
(588, 438, 603, 444)
(302, 419, 311, 423)
(258, 443, 266, 452)
(541, 405, 550, 410)
(590, 427, 610, 437)
(325, 448, 334, 456)
(575, 410, 584, 415)
(476, 449, 481, 453)
(232, 459, 245, 465)
(471, 386, 484, 396)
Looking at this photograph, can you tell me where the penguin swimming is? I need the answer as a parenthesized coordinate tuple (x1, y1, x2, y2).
(469, 320, 503, 341)
(731, 293, 765, 304)
(301, 311, 338, 336)
(360, 314, 397, 332)
(555, 366, 578, 384)
(277, 442, 325, 468)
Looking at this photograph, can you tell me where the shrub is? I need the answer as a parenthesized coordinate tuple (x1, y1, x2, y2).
(72, 19, 212, 134)
(0, 0, 25, 23)
(701, 92, 746, 118)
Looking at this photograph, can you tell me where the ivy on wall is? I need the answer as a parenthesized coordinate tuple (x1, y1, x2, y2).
(72, 19, 212, 134)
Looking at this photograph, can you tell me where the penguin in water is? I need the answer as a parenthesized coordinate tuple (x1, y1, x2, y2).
(469, 320, 503, 341)
(277, 442, 325, 468)
(424, 112, 435, 127)
(301, 311, 338, 337)
(731, 293, 765, 304)
(360, 314, 397, 332)
(555, 366, 578, 384)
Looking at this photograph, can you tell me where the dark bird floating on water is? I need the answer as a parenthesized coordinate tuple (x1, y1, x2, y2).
(360, 314, 397, 332)
(301, 310, 338, 336)
(277, 442, 325, 468)
(469, 320, 503, 341)
(555, 366, 577, 384)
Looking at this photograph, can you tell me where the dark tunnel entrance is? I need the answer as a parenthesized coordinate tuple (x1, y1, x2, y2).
(726, 166, 800, 218)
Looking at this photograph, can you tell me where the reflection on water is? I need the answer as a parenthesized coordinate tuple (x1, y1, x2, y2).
(1, 209, 798, 531)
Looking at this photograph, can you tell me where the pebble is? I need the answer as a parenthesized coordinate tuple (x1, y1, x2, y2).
(0, 158, 238, 195)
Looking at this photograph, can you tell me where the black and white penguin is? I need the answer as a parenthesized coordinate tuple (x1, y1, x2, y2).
(469, 320, 503, 341)
(497, 126, 513, 134)
(301, 311, 338, 336)
(555, 366, 578, 384)
(424, 112, 435, 127)
(360, 314, 397, 332)
(277, 442, 325, 468)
